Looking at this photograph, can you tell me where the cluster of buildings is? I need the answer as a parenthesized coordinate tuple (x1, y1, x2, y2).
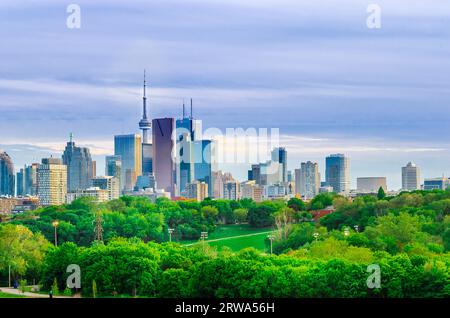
(0, 74, 448, 215)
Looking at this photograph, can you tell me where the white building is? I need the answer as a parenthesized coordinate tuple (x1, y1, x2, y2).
(402, 162, 420, 191)
(66, 187, 109, 204)
(297, 161, 320, 200)
(37, 158, 67, 206)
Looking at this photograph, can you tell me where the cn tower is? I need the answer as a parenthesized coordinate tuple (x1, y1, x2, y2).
(139, 70, 151, 143)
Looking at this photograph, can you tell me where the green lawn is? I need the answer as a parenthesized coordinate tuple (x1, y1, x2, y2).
(181, 224, 274, 252)
(0, 292, 26, 298)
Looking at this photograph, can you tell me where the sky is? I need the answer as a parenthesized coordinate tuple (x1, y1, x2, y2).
(1, 0, 450, 190)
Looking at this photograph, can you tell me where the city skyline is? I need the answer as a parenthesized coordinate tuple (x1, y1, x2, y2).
(1, 0, 450, 189)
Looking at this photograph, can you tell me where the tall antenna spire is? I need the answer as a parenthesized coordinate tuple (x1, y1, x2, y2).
(69, 132, 73, 143)
(182, 99, 186, 118)
(139, 69, 151, 143)
(143, 69, 147, 118)
(190, 98, 193, 119)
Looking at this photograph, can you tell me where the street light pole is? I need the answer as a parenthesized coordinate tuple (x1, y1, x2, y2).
(168, 228, 174, 242)
(52, 221, 59, 247)
(8, 265, 11, 288)
(267, 235, 275, 255)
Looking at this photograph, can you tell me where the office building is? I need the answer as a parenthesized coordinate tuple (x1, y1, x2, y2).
(91, 176, 120, 200)
(402, 162, 420, 191)
(185, 181, 208, 202)
(114, 134, 142, 191)
(37, 158, 67, 206)
(0, 151, 15, 196)
(325, 154, 350, 194)
(62, 134, 93, 192)
(297, 161, 320, 200)
(66, 187, 109, 204)
(424, 177, 449, 191)
(240, 180, 263, 202)
(134, 174, 156, 191)
(357, 177, 387, 194)
(271, 147, 288, 183)
(152, 118, 175, 194)
(223, 179, 240, 200)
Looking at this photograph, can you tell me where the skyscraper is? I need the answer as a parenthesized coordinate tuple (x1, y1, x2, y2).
(0, 151, 14, 196)
(298, 161, 320, 199)
(139, 70, 153, 175)
(37, 158, 67, 206)
(271, 147, 288, 183)
(402, 162, 420, 191)
(62, 134, 93, 192)
(152, 118, 175, 194)
(325, 154, 350, 194)
(114, 134, 142, 191)
(16, 168, 24, 196)
(193, 139, 214, 197)
(105, 155, 122, 190)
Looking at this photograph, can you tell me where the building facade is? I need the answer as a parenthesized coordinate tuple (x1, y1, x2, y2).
(152, 118, 175, 194)
(402, 162, 420, 191)
(37, 158, 67, 206)
(114, 134, 142, 192)
(91, 176, 120, 200)
(185, 181, 208, 202)
(325, 154, 350, 194)
(0, 151, 15, 196)
(62, 136, 93, 192)
(297, 161, 320, 200)
(356, 177, 387, 194)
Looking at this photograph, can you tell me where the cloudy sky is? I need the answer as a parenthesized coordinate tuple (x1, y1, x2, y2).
(1, 0, 450, 189)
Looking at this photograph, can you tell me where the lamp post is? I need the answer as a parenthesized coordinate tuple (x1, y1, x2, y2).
(354, 225, 359, 233)
(344, 228, 350, 237)
(267, 235, 275, 255)
(313, 232, 319, 242)
(8, 265, 11, 288)
(200, 232, 208, 253)
(52, 221, 59, 247)
(168, 228, 174, 242)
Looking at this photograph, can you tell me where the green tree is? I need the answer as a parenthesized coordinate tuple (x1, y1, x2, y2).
(233, 209, 248, 224)
(377, 187, 386, 200)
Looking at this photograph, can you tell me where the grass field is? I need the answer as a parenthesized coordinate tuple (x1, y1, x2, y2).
(182, 224, 274, 252)
(0, 292, 26, 298)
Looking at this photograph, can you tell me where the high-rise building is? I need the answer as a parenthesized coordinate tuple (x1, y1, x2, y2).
(357, 177, 387, 194)
(62, 134, 93, 192)
(193, 139, 213, 197)
(0, 151, 14, 196)
(139, 71, 153, 175)
(114, 134, 142, 191)
(240, 180, 263, 203)
(297, 161, 320, 199)
(249, 161, 281, 186)
(185, 181, 208, 202)
(325, 154, 350, 194)
(152, 118, 175, 194)
(16, 168, 24, 196)
(91, 176, 120, 200)
(402, 162, 420, 191)
(271, 147, 288, 183)
(37, 158, 67, 206)
(176, 132, 195, 195)
(223, 179, 240, 200)
(212, 171, 225, 199)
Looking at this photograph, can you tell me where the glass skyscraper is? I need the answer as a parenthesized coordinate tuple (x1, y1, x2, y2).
(114, 134, 142, 191)
(325, 154, 350, 194)
(0, 151, 15, 196)
(62, 135, 93, 192)
(152, 118, 175, 194)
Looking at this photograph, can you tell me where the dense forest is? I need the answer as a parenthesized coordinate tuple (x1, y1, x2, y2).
(0, 190, 449, 297)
